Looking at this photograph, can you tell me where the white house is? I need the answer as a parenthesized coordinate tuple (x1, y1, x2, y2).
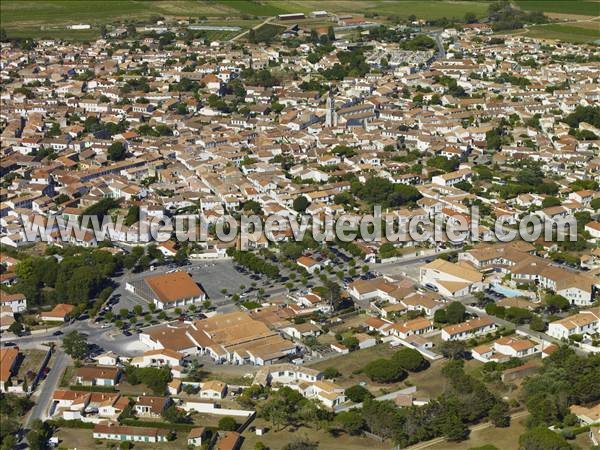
(547, 307, 600, 340)
(419, 259, 484, 297)
(200, 380, 227, 399)
(93, 423, 169, 443)
(0, 292, 26, 313)
(441, 316, 497, 341)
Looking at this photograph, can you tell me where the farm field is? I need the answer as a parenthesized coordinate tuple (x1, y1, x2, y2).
(516, 0, 600, 17)
(524, 22, 600, 43)
(2, 0, 598, 41)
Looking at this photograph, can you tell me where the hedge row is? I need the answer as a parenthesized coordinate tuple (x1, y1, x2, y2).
(69, 385, 117, 393)
(47, 419, 95, 429)
(120, 418, 194, 431)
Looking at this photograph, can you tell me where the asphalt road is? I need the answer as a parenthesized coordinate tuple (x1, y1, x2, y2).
(24, 350, 69, 433)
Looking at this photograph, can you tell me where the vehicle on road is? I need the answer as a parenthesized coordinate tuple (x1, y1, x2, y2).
(424, 283, 439, 292)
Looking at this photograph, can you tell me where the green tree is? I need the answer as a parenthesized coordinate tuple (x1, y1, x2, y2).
(322, 367, 341, 379)
(442, 413, 469, 441)
(541, 196, 561, 208)
(63, 331, 88, 359)
(445, 301, 466, 324)
(489, 401, 510, 427)
(218, 416, 238, 431)
(544, 294, 570, 313)
(464, 12, 477, 23)
(162, 404, 191, 424)
(174, 247, 188, 265)
(392, 348, 428, 372)
(529, 315, 547, 332)
(342, 336, 359, 351)
(345, 384, 373, 403)
(124, 204, 140, 226)
(519, 427, 571, 450)
(293, 195, 310, 213)
(333, 410, 365, 435)
(363, 358, 406, 383)
(108, 142, 126, 161)
(8, 320, 23, 335)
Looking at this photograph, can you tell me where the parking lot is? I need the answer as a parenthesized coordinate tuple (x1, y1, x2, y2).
(107, 259, 260, 315)
(102, 243, 376, 322)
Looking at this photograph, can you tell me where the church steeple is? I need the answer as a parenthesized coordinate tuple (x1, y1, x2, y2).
(325, 89, 336, 127)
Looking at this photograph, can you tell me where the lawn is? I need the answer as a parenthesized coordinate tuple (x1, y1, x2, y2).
(516, 1, 600, 17)
(524, 23, 600, 43)
(241, 418, 390, 450)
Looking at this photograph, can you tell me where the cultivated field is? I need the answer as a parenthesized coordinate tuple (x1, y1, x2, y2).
(2, 0, 597, 41)
(516, 0, 600, 17)
(523, 22, 600, 43)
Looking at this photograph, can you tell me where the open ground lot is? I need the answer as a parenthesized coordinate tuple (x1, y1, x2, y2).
(241, 417, 390, 450)
(429, 413, 529, 450)
(308, 342, 481, 398)
(56, 427, 187, 450)
(16, 349, 47, 380)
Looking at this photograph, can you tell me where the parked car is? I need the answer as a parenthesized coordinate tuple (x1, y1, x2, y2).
(424, 283, 439, 292)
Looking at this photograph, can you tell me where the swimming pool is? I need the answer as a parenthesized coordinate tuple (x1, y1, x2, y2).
(491, 284, 526, 298)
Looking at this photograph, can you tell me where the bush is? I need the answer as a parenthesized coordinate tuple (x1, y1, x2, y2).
(121, 418, 194, 431)
(345, 385, 373, 403)
(322, 367, 341, 379)
(218, 416, 238, 431)
(46, 418, 95, 429)
(69, 385, 117, 393)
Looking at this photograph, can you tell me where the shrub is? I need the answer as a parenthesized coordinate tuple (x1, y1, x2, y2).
(218, 416, 238, 431)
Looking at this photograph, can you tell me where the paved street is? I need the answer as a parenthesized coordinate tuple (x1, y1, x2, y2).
(26, 350, 68, 425)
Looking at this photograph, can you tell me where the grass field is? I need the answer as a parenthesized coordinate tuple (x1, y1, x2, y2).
(524, 23, 600, 43)
(516, 0, 600, 17)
